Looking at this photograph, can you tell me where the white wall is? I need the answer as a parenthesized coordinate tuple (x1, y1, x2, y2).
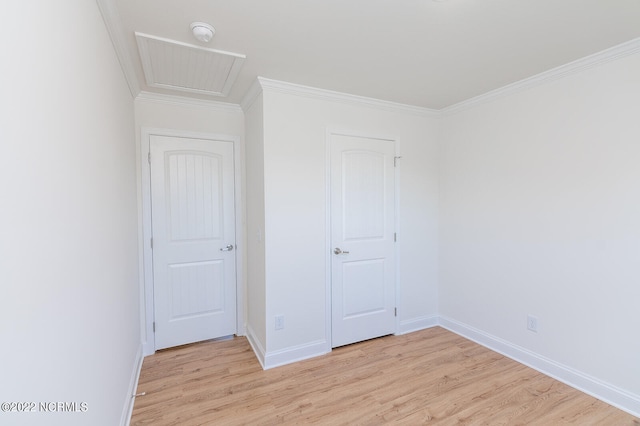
(439, 52, 640, 405)
(251, 84, 440, 364)
(0, 1, 140, 425)
(135, 96, 244, 136)
(244, 94, 268, 356)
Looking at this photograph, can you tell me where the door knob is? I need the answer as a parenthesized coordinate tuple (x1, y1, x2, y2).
(220, 244, 234, 252)
(334, 247, 350, 255)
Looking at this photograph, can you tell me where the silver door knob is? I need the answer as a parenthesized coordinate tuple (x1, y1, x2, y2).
(334, 247, 349, 255)
(220, 244, 234, 252)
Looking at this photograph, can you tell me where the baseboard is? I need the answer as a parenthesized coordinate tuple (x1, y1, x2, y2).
(245, 325, 267, 369)
(398, 314, 439, 335)
(245, 326, 329, 370)
(263, 339, 330, 370)
(438, 316, 640, 418)
(120, 344, 144, 426)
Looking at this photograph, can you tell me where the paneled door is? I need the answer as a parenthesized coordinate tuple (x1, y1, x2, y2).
(330, 133, 396, 348)
(150, 135, 236, 350)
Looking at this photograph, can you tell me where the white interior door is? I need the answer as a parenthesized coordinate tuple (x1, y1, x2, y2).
(330, 133, 396, 348)
(150, 135, 236, 350)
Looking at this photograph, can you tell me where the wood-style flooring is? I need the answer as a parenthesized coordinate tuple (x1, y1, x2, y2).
(131, 327, 639, 425)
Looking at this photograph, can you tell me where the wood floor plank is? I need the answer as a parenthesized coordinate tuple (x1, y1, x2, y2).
(131, 327, 639, 425)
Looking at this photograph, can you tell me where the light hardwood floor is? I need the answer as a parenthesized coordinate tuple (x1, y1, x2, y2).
(131, 327, 639, 425)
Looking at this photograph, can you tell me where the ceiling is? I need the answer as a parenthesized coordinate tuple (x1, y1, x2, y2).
(110, 0, 640, 110)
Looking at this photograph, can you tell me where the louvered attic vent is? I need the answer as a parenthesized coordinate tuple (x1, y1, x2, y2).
(135, 32, 246, 97)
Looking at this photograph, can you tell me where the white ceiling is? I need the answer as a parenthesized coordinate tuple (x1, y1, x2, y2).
(111, 0, 640, 110)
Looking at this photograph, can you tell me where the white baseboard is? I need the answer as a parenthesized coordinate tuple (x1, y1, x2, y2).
(245, 325, 267, 369)
(121, 344, 144, 426)
(438, 316, 640, 419)
(245, 325, 329, 370)
(246, 316, 439, 370)
(398, 314, 439, 335)
(263, 339, 329, 370)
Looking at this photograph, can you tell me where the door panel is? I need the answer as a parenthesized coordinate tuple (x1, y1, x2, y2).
(342, 259, 386, 318)
(342, 151, 386, 241)
(331, 133, 396, 348)
(151, 135, 236, 350)
(166, 152, 223, 240)
(168, 260, 224, 318)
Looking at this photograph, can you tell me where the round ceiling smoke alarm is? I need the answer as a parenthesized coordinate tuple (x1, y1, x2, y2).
(190, 22, 215, 43)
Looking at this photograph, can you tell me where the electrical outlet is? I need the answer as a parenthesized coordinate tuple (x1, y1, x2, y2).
(275, 315, 285, 330)
(527, 315, 538, 332)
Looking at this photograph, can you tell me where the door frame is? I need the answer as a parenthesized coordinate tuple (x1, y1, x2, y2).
(139, 127, 245, 355)
(324, 128, 401, 351)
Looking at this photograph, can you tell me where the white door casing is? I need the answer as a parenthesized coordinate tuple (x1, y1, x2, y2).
(150, 135, 237, 349)
(330, 132, 396, 348)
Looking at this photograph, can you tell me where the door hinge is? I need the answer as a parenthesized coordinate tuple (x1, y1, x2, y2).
(394, 232, 397, 242)
(147, 152, 151, 164)
(394, 307, 397, 317)
(394, 156, 402, 167)
(153, 322, 156, 333)
(150, 237, 153, 249)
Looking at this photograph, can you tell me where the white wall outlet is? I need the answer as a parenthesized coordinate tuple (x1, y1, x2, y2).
(275, 315, 285, 330)
(527, 314, 538, 332)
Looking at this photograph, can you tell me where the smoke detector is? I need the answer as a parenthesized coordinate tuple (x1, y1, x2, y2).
(190, 22, 215, 43)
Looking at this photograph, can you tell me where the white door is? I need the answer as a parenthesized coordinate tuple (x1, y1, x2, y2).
(150, 135, 236, 350)
(330, 133, 396, 348)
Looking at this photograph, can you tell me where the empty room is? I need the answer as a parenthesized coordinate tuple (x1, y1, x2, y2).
(2, 1, 639, 425)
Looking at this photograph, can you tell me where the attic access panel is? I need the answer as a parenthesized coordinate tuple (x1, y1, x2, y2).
(135, 32, 246, 97)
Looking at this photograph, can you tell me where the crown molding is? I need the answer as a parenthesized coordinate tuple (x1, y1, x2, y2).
(240, 78, 264, 112)
(136, 91, 243, 113)
(95, 0, 141, 98)
(441, 37, 640, 116)
(255, 77, 440, 118)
